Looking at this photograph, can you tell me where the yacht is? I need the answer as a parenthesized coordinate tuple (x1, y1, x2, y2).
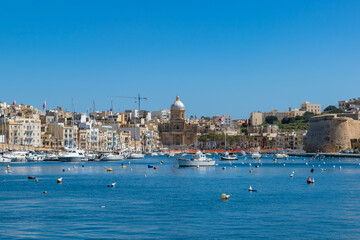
(4, 151, 27, 162)
(128, 152, 145, 159)
(58, 149, 88, 162)
(151, 152, 159, 156)
(87, 152, 97, 161)
(220, 151, 238, 161)
(0, 155, 11, 163)
(44, 153, 59, 161)
(100, 152, 125, 161)
(177, 151, 215, 167)
(251, 152, 262, 159)
(168, 152, 175, 158)
(26, 152, 45, 162)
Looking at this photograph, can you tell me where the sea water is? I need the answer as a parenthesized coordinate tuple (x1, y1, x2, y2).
(1, 156, 360, 239)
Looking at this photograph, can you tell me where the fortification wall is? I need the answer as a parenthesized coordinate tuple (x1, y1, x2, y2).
(304, 114, 360, 152)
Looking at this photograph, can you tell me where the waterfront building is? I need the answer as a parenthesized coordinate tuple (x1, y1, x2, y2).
(0, 116, 42, 148)
(47, 123, 78, 149)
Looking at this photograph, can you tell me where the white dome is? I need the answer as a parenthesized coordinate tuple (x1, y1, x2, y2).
(171, 95, 185, 110)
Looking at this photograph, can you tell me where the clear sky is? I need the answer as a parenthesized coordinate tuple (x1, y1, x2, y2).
(1, 1, 359, 118)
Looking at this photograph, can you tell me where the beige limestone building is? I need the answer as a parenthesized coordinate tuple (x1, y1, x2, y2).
(158, 95, 197, 148)
(300, 101, 321, 114)
(304, 113, 360, 152)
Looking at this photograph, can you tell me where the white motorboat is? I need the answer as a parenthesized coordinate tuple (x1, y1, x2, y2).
(158, 152, 165, 156)
(44, 153, 59, 161)
(26, 152, 45, 162)
(100, 152, 125, 161)
(151, 152, 159, 156)
(274, 153, 289, 159)
(58, 149, 88, 162)
(168, 152, 175, 157)
(251, 152, 261, 159)
(4, 151, 28, 162)
(240, 151, 247, 156)
(0, 156, 11, 163)
(220, 151, 238, 161)
(178, 151, 215, 167)
(128, 152, 145, 159)
(87, 152, 97, 161)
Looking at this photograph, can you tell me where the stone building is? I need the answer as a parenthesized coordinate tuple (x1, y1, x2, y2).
(304, 114, 360, 152)
(300, 101, 321, 114)
(158, 95, 197, 148)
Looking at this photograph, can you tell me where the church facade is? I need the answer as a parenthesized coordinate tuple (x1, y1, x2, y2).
(158, 95, 197, 148)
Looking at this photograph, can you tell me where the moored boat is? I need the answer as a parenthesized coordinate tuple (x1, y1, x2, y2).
(251, 152, 261, 159)
(58, 149, 88, 162)
(128, 152, 145, 159)
(177, 151, 215, 167)
(100, 152, 125, 161)
(220, 151, 238, 161)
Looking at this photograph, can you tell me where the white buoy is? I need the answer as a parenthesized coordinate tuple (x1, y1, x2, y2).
(248, 185, 252, 191)
(306, 162, 308, 165)
(249, 163, 251, 166)
(290, 173, 294, 178)
(333, 165, 335, 168)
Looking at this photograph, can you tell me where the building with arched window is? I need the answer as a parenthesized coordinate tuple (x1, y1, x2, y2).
(158, 95, 197, 148)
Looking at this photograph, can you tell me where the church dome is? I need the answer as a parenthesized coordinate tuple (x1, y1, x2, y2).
(171, 95, 185, 110)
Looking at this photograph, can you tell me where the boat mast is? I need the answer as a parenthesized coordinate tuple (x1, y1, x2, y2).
(4, 112, 6, 151)
(168, 122, 170, 153)
(72, 99, 74, 149)
(1, 113, 3, 152)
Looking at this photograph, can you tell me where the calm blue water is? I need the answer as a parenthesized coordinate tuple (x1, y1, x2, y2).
(1, 156, 360, 239)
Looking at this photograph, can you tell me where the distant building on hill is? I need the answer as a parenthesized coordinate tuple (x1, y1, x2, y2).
(338, 97, 360, 113)
(300, 101, 321, 114)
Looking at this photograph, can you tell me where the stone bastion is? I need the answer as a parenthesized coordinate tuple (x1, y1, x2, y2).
(304, 114, 360, 152)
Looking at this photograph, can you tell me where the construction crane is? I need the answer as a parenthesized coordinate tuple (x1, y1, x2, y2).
(108, 94, 148, 112)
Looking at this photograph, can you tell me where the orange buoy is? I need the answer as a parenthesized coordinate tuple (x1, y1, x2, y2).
(307, 177, 314, 184)
(154, 166, 157, 170)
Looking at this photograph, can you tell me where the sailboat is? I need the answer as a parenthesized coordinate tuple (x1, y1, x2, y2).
(220, 132, 238, 161)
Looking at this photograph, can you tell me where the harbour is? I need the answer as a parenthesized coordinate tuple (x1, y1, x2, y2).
(1, 155, 360, 239)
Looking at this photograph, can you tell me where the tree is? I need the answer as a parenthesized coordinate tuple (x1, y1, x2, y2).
(323, 105, 344, 114)
(302, 112, 315, 122)
(265, 116, 278, 124)
(281, 117, 296, 124)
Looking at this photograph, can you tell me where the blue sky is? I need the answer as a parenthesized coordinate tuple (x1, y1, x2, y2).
(1, 1, 359, 118)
